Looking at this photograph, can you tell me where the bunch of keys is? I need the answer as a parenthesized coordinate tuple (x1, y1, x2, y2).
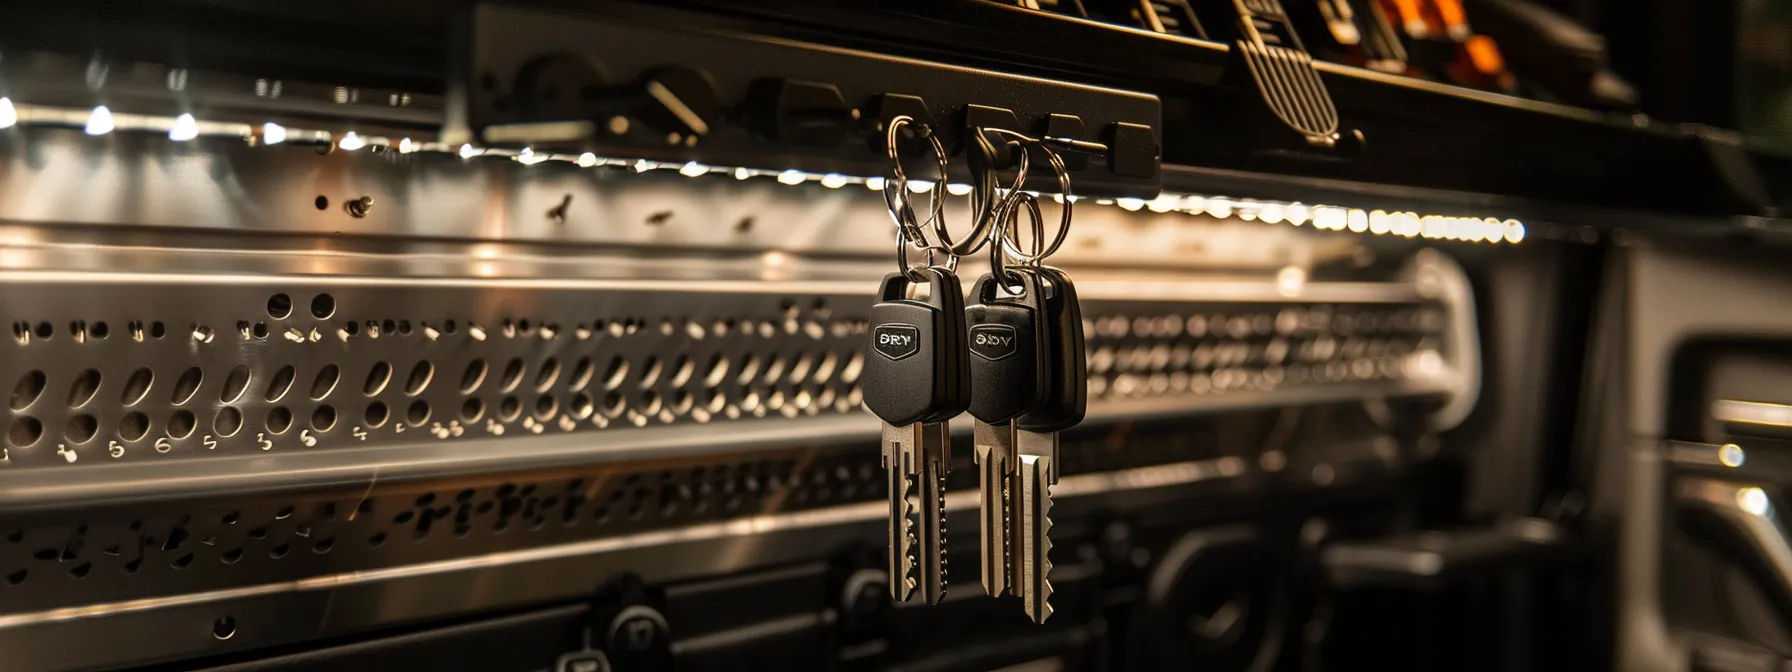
(864, 117, 1092, 617)
(863, 116, 966, 605)
(965, 154, 1087, 624)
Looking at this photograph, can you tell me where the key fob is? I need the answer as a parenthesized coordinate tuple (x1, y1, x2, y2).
(1016, 266, 1085, 432)
(863, 267, 970, 426)
(965, 270, 1050, 424)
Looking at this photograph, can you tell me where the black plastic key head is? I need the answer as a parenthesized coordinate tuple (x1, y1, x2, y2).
(1016, 266, 1086, 432)
(965, 271, 1050, 424)
(863, 268, 971, 427)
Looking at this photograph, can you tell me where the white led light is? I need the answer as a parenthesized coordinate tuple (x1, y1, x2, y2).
(1504, 219, 1526, 243)
(1236, 199, 1261, 221)
(1275, 266, 1307, 296)
(822, 174, 850, 189)
(577, 152, 598, 167)
(1204, 197, 1233, 219)
(777, 170, 806, 186)
(1146, 196, 1179, 213)
(517, 147, 549, 165)
(1114, 197, 1145, 212)
(1259, 203, 1285, 224)
(84, 105, 115, 135)
(1720, 443, 1746, 468)
(458, 144, 480, 159)
(731, 167, 750, 180)
(168, 113, 198, 141)
(678, 161, 708, 177)
(944, 182, 972, 196)
(262, 122, 287, 145)
(398, 138, 415, 153)
(1422, 215, 1446, 238)
(1368, 210, 1390, 234)
(1286, 203, 1310, 226)
(1347, 209, 1369, 232)
(630, 159, 652, 173)
(0, 98, 15, 129)
(337, 131, 365, 151)
(1741, 487, 1772, 516)
(1314, 207, 1346, 230)
(865, 176, 885, 191)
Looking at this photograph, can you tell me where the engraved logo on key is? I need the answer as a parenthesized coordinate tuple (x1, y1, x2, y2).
(872, 324, 921, 361)
(969, 324, 1019, 361)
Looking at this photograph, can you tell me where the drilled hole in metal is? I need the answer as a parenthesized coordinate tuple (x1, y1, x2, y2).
(267, 293, 293, 319)
(569, 392, 595, 419)
(533, 395, 558, 420)
(265, 365, 296, 402)
(165, 367, 202, 406)
(119, 411, 149, 442)
(364, 362, 392, 396)
(215, 407, 243, 437)
(639, 356, 663, 388)
(69, 562, 91, 579)
(602, 357, 629, 391)
(460, 398, 486, 422)
(116, 367, 154, 407)
(311, 405, 337, 431)
(397, 320, 413, 336)
(602, 391, 625, 418)
(269, 543, 290, 559)
(310, 365, 340, 400)
(813, 352, 839, 384)
(89, 322, 108, 340)
(404, 361, 434, 396)
(498, 396, 521, 421)
(310, 294, 335, 319)
(170, 554, 192, 570)
(8, 417, 43, 448)
(364, 402, 389, 427)
(219, 366, 251, 404)
(67, 369, 101, 408)
(841, 352, 864, 384)
(669, 355, 694, 388)
(460, 360, 488, 393)
(534, 358, 561, 392)
(762, 355, 786, 385)
(266, 407, 292, 434)
(406, 400, 431, 426)
(569, 357, 595, 389)
(65, 414, 98, 443)
(641, 391, 663, 415)
(736, 355, 761, 385)
(10, 371, 45, 411)
(499, 358, 525, 392)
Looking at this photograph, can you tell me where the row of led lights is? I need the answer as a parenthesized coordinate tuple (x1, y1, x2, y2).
(0, 100, 1524, 244)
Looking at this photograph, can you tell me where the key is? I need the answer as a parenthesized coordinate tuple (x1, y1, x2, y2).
(1012, 266, 1086, 623)
(863, 266, 970, 605)
(964, 270, 1052, 599)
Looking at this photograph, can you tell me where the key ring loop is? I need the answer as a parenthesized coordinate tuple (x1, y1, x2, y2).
(882, 116, 949, 252)
(896, 227, 956, 281)
(998, 141, 1074, 265)
(990, 191, 1045, 293)
(960, 127, 1033, 257)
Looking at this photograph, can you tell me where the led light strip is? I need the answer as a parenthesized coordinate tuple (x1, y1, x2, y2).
(0, 99, 1525, 244)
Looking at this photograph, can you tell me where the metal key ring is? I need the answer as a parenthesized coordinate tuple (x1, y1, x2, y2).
(896, 228, 957, 282)
(961, 127, 1033, 257)
(882, 116, 948, 249)
(998, 141, 1074, 265)
(989, 191, 1046, 293)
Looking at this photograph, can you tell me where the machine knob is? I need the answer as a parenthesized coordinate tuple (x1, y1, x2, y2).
(604, 605, 672, 671)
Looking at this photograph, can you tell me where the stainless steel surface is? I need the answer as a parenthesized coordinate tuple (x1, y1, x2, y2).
(0, 455, 1249, 672)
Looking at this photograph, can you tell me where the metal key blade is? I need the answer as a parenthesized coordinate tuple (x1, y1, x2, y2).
(917, 421, 950, 605)
(1016, 452, 1055, 624)
(882, 422, 921, 602)
(973, 420, 1015, 597)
